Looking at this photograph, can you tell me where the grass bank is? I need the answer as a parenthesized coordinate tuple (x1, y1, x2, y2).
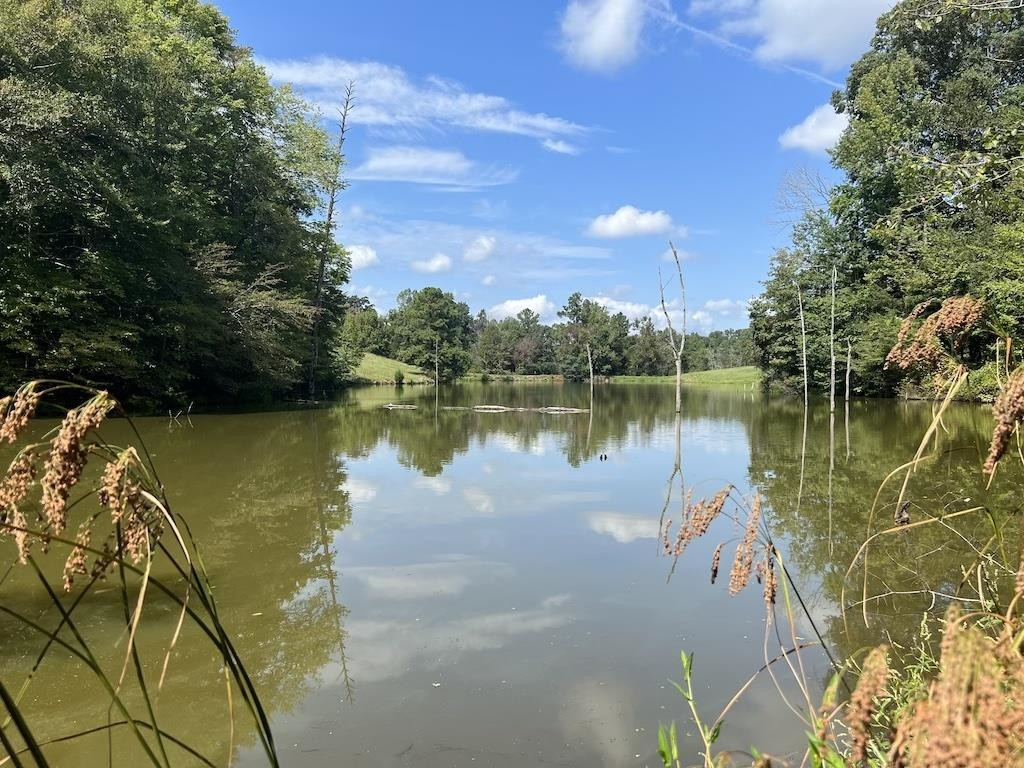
(612, 366, 760, 387)
(351, 353, 432, 384)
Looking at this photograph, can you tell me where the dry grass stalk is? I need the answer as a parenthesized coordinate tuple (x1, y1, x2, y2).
(847, 644, 890, 764)
(662, 485, 732, 558)
(762, 550, 777, 613)
(729, 493, 762, 596)
(63, 519, 93, 591)
(983, 366, 1024, 475)
(889, 605, 1024, 767)
(0, 450, 38, 563)
(886, 296, 985, 372)
(40, 394, 113, 539)
(710, 542, 724, 584)
(0, 386, 40, 444)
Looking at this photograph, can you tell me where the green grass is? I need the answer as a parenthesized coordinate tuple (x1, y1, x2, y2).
(352, 353, 432, 384)
(612, 366, 761, 387)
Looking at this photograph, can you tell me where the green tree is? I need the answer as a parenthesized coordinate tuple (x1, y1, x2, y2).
(388, 287, 474, 381)
(750, 0, 1024, 397)
(0, 0, 343, 405)
(628, 317, 672, 375)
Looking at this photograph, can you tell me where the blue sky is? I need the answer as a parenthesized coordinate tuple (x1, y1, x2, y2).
(215, 0, 894, 330)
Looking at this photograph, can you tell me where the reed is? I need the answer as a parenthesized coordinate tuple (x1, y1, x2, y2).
(658, 295, 1024, 767)
(0, 381, 279, 767)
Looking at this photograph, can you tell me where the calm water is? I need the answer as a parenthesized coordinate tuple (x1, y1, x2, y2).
(1, 384, 1016, 767)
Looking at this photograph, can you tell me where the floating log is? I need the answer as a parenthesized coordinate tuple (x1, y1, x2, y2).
(383, 403, 588, 414)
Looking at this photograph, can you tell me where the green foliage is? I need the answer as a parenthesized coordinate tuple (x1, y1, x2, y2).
(751, 0, 1024, 397)
(0, 0, 349, 406)
(387, 287, 474, 382)
(393, 369, 404, 386)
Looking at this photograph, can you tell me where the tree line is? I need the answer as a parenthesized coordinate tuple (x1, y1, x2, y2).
(339, 287, 755, 382)
(0, 0, 753, 406)
(750, 0, 1024, 399)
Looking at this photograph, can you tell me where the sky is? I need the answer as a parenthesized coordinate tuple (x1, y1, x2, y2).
(214, 0, 895, 331)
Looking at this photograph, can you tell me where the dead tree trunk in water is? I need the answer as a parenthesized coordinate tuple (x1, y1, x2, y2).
(309, 83, 355, 400)
(659, 242, 687, 414)
(795, 281, 808, 408)
(845, 340, 852, 402)
(586, 341, 594, 401)
(829, 266, 837, 414)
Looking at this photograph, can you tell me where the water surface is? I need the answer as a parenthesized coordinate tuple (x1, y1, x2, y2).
(1, 384, 1014, 767)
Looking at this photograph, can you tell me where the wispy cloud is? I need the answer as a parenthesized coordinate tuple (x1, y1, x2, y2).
(342, 212, 614, 292)
(260, 56, 587, 146)
(463, 235, 497, 262)
(542, 138, 582, 155)
(350, 146, 517, 187)
(685, 0, 895, 73)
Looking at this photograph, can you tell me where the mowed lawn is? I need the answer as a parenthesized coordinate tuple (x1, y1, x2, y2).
(352, 353, 432, 384)
(613, 366, 761, 387)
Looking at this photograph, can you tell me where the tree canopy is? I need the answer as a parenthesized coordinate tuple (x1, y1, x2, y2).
(750, 0, 1024, 397)
(0, 0, 349, 405)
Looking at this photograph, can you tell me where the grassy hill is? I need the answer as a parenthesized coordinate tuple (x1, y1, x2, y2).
(352, 353, 431, 384)
(613, 366, 761, 387)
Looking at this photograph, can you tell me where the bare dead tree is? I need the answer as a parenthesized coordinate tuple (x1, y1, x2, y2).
(309, 82, 355, 400)
(795, 281, 809, 408)
(659, 242, 687, 414)
(773, 166, 831, 227)
(586, 341, 594, 401)
(829, 265, 837, 414)
(845, 339, 852, 402)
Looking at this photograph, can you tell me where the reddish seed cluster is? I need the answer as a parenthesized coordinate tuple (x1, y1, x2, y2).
(983, 367, 1024, 476)
(662, 485, 733, 558)
(0, 451, 38, 563)
(729, 494, 762, 596)
(847, 645, 890, 764)
(886, 296, 985, 372)
(40, 395, 114, 539)
(0, 387, 40, 445)
(890, 606, 1024, 767)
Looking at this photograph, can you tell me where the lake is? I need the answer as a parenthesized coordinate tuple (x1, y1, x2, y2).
(0, 383, 1013, 767)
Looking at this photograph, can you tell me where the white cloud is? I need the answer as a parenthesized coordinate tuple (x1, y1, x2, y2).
(411, 253, 452, 273)
(560, 0, 671, 73)
(588, 512, 660, 543)
(542, 138, 582, 155)
(343, 477, 377, 504)
(463, 487, 496, 516)
(351, 146, 516, 187)
(587, 296, 653, 321)
(779, 103, 848, 153)
(691, 0, 895, 70)
(414, 476, 452, 495)
(490, 295, 558, 322)
(587, 205, 676, 238)
(260, 57, 586, 141)
(347, 560, 509, 600)
(463, 235, 496, 262)
(691, 309, 714, 330)
(347, 244, 378, 270)
(482, 274, 497, 286)
(341, 597, 571, 683)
